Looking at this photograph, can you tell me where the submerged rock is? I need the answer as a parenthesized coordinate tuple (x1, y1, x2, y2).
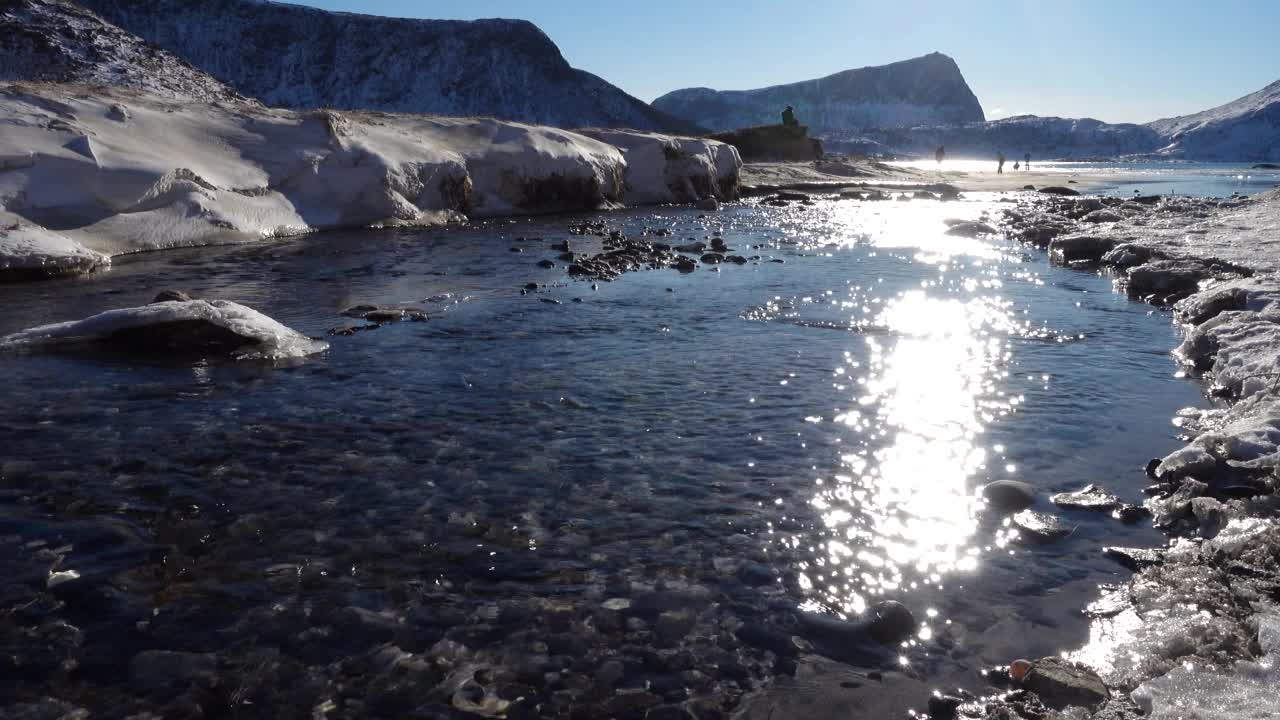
(944, 221, 997, 237)
(1038, 186, 1080, 196)
(981, 480, 1036, 512)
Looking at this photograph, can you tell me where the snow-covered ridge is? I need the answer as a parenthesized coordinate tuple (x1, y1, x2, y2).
(0, 82, 740, 279)
(1146, 79, 1280, 161)
(651, 52, 985, 135)
(838, 114, 1163, 160)
(73, 0, 696, 133)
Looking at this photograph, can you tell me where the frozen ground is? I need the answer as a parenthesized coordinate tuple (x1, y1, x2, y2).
(0, 83, 740, 280)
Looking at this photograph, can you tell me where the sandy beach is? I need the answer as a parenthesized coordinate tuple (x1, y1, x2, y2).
(741, 158, 1108, 194)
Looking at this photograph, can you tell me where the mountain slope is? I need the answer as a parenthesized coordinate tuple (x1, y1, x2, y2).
(0, 0, 244, 102)
(73, 0, 697, 132)
(652, 53, 985, 134)
(1147, 79, 1280, 161)
(839, 115, 1163, 160)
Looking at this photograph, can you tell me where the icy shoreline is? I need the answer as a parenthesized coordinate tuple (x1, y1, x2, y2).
(948, 188, 1280, 718)
(0, 83, 741, 281)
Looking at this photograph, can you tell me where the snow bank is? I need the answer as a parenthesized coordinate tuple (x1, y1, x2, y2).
(0, 299, 327, 360)
(0, 83, 734, 279)
(577, 129, 741, 205)
(0, 210, 109, 279)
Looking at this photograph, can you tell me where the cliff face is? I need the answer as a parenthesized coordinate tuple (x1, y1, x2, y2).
(73, 0, 697, 132)
(652, 53, 985, 134)
(1147, 79, 1280, 162)
(0, 0, 244, 102)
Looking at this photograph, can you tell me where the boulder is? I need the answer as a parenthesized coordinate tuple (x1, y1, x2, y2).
(1048, 235, 1118, 264)
(981, 480, 1036, 512)
(1038, 186, 1080, 196)
(1021, 657, 1110, 709)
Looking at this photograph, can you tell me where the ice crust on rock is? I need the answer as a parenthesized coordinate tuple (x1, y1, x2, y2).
(0, 210, 109, 278)
(0, 299, 327, 359)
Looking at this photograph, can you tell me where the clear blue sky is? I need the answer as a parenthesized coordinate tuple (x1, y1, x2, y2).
(294, 0, 1279, 124)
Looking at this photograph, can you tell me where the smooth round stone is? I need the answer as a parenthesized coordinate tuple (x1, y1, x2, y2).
(868, 600, 916, 645)
(982, 480, 1036, 512)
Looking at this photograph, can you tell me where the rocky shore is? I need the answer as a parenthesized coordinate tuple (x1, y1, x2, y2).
(911, 188, 1280, 718)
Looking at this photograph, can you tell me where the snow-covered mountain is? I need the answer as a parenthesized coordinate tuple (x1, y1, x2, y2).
(840, 115, 1163, 160)
(72, 0, 696, 132)
(0, 0, 245, 102)
(651, 53, 985, 134)
(1147, 79, 1280, 161)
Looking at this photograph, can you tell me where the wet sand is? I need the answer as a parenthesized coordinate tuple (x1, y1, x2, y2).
(741, 158, 1108, 195)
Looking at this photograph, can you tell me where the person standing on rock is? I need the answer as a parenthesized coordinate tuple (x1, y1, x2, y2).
(997, 151, 1006, 174)
(935, 145, 945, 165)
(781, 105, 798, 127)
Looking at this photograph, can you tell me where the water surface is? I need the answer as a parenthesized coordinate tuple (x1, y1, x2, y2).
(0, 197, 1204, 717)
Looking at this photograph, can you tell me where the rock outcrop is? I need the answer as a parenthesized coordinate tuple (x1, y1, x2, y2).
(706, 125, 823, 162)
(652, 52, 984, 135)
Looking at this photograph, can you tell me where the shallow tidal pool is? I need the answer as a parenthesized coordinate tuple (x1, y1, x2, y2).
(0, 196, 1205, 718)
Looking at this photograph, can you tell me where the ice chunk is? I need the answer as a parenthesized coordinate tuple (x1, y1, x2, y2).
(0, 299, 326, 360)
(0, 213, 109, 279)
(1132, 613, 1280, 719)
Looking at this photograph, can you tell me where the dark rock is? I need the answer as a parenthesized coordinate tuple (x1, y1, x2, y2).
(695, 198, 719, 211)
(700, 253, 724, 265)
(868, 601, 915, 645)
(537, 260, 555, 269)
(1023, 185, 1036, 190)
(151, 290, 194, 303)
(1039, 186, 1081, 196)
(654, 610, 696, 646)
(1021, 657, 1109, 710)
(675, 242, 706, 253)
(1048, 235, 1118, 264)
(673, 257, 697, 273)
(1050, 484, 1122, 512)
(364, 310, 403, 322)
(1102, 546, 1165, 571)
(1114, 504, 1151, 524)
(927, 694, 963, 719)
(981, 480, 1036, 512)
(725, 255, 747, 264)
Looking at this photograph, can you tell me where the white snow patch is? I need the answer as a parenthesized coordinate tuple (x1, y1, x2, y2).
(0, 299, 327, 360)
(577, 129, 741, 205)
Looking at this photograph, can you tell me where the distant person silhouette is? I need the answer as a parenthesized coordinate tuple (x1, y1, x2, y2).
(781, 105, 798, 127)
(935, 145, 945, 165)
(1025, 152, 1031, 169)
(997, 152, 1006, 174)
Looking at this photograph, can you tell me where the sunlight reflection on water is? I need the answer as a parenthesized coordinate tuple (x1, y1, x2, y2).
(763, 203, 1052, 621)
